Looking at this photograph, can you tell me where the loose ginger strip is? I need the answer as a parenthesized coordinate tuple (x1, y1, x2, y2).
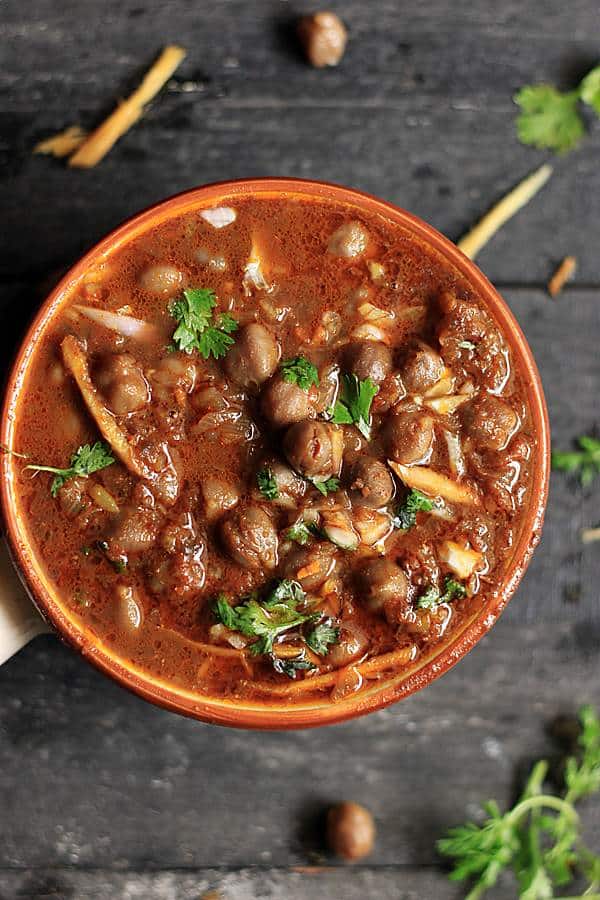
(34, 126, 87, 158)
(68, 45, 186, 168)
(388, 460, 480, 507)
(548, 255, 577, 297)
(61, 335, 152, 481)
(457, 163, 553, 260)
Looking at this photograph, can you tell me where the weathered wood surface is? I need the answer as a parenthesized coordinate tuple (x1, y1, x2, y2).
(1, 0, 600, 898)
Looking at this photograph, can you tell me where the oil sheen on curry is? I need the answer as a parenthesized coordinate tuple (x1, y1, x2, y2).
(11, 197, 534, 703)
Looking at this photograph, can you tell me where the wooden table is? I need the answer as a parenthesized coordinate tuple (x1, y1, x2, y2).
(1, 2, 599, 897)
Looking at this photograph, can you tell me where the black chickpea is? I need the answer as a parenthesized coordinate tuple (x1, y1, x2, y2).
(297, 12, 348, 68)
(326, 802, 376, 861)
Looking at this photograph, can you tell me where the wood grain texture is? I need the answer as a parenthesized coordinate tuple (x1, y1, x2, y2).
(1, 0, 599, 897)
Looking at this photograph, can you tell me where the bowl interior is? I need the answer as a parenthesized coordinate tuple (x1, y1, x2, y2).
(0, 178, 550, 729)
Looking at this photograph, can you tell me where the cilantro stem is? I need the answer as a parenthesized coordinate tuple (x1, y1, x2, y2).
(505, 794, 579, 828)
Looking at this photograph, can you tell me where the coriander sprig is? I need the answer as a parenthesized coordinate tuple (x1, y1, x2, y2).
(417, 576, 466, 611)
(391, 488, 434, 531)
(515, 63, 600, 154)
(256, 467, 279, 500)
(25, 441, 115, 497)
(438, 705, 600, 900)
(280, 356, 319, 391)
(169, 287, 238, 359)
(213, 580, 339, 673)
(552, 435, 600, 486)
(330, 373, 379, 440)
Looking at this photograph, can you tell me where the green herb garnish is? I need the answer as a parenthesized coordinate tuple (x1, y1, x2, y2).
(169, 287, 238, 359)
(213, 581, 310, 656)
(305, 619, 340, 656)
(330, 373, 379, 439)
(213, 581, 340, 665)
(438, 705, 600, 899)
(417, 576, 467, 611)
(257, 467, 279, 500)
(270, 653, 317, 679)
(392, 489, 434, 531)
(311, 476, 340, 497)
(515, 64, 600, 154)
(286, 521, 315, 546)
(552, 435, 600, 486)
(26, 441, 115, 497)
(280, 356, 319, 391)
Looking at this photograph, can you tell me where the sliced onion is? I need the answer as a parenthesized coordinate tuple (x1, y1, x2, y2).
(444, 430, 466, 478)
(200, 206, 237, 229)
(192, 408, 257, 443)
(116, 585, 143, 630)
(351, 322, 390, 343)
(75, 305, 158, 342)
(358, 301, 394, 322)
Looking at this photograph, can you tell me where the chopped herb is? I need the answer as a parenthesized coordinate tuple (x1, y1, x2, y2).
(552, 435, 600, 486)
(286, 521, 314, 546)
(391, 489, 434, 531)
(311, 476, 340, 496)
(257, 467, 279, 500)
(270, 653, 317, 679)
(305, 619, 340, 656)
(26, 441, 115, 497)
(417, 576, 467, 610)
(73, 589, 89, 608)
(458, 340, 476, 350)
(280, 356, 319, 391)
(213, 580, 310, 656)
(514, 64, 600, 154)
(438, 704, 600, 899)
(330, 373, 379, 439)
(112, 559, 127, 574)
(442, 577, 467, 602)
(80, 546, 92, 557)
(169, 287, 238, 359)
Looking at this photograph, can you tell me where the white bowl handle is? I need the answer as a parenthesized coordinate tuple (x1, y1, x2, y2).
(0, 537, 49, 665)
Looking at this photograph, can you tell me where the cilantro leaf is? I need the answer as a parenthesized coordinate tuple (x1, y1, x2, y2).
(392, 489, 434, 531)
(331, 373, 379, 439)
(286, 521, 314, 546)
(311, 476, 340, 496)
(280, 356, 319, 391)
(270, 653, 317, 679)
(514, 85, 585, 154)
(169, 288, 238, 359)
(26, 441, 115, 497)
(580, 65, 600, 115)
(213, 580, 310, 657)
(438, 705, 600, 899)
(552, 435, 600, 486)
(257, 467, 279, 500)
(305, 619, 340, 656)
(417, 576, 467, 611)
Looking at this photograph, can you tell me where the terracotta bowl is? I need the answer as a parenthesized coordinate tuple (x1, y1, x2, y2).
(0, 179, 550, 729)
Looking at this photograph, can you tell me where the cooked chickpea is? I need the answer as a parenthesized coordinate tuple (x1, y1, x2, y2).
(223, 323, 280, 389)
(343, 341, 392, 385)
(327, 221, 369, 259)
(359, 558, 410, 625)
(326, 802, 376, 861)
(399, 343, 444, 394)
(261, 372, 315, 429)
(283, 420, 343, 480)
(297, 11, 348, 68)
(385, 410, 434, 465)
(95, 353, 150, 416)
(462, 395, 518, 451)
(139, 264, 184, 296)
(346, 455, 394, 508)
(219, 504, 278, 570)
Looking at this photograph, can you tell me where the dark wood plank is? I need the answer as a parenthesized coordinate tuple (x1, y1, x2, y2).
(1, 620, 599, 871)
(1, 1, 599, 284)
(0, 866, 511, 900)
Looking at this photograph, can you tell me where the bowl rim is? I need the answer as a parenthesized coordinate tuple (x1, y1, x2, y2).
(0, 177, 550, 729)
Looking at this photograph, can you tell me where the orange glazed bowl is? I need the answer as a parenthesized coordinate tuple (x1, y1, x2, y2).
(0, 179, 550, 729)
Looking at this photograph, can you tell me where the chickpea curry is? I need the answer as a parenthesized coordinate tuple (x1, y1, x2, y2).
(9, 195, 535, 704)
